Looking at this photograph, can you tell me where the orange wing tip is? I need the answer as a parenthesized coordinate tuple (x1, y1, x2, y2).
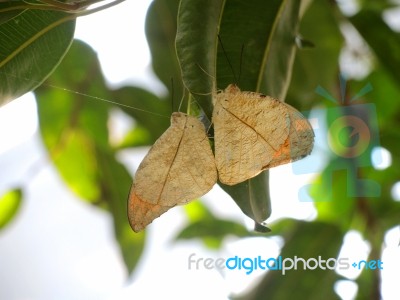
(128, 190, 173, 232)
(265, 134, 314, 169)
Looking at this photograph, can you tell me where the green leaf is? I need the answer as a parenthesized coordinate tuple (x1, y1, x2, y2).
(287, 0, 343, 110)
(176, 0, 303, 232)
(311, 163, 356, 229)
(94, 147, 145, 274)
(0, 7, 75, 106)
(0, 188, 22, 229)
(112, 86, 171, 146)
(36, 41, 110, 204)
(176, 219, 248, 249)
(176, 201, 249, 249)
(219, 172, 272, 230)
(35, 40, 144, 273)
(213, 0, 301, 98)
(117, 126, 152, 149)
(350, 9, 400, 88)
(259, 0, 303, 100)
(266, 217, 299, 236)
(116, 224, 146, 273)
(235, 221, 343, 300)
(349, 67, 400, 137)
(0, 3, 24, 25)
(145, 0, 185, 109)
(176, 0, 224, 118)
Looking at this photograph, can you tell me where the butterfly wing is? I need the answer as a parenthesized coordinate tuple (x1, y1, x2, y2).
(128, 112, 217, 232)
(213, 84, 313, 185)
(266, 104, 314, 168)
(128, 190, 171, 232)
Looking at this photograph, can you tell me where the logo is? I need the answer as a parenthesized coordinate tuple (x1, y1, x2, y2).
(188, 253, 383, 275)
(291, 74, 381, 201)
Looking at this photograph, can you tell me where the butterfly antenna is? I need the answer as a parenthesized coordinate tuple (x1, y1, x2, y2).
(170, 77, 175, 113)
(195, 63, 215, 80)
(0, 71, 170, 118)
(218, 34, 238, 84)
(178, 83, 186, 113)
(238, 44, 244, 85)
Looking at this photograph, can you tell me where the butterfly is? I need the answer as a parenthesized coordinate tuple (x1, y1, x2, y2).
(128, 112, 217, 232)
(212, 84, 314, 185)
(128, 85, 314, 231)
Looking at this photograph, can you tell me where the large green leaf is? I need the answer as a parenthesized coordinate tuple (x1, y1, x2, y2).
(350, 9, 400, 88)
(0, 188, 22, 229)
(176, 0, 224, 118)
(36, 41, 110, 203)
(176, 0, 303, 231)
(145, 0, 185, 109)
(215, 0, 301, 98)
(112, 86, 171, 147)
(218, 172, 272, 231)
(94, 146, 146, 273)
(235, 221, 343, 300)
(287, 0, 343, 109)
(176, 201, 249, 248)
(0, 6, 75, 106)
(0, 2, 24, 25)
(350, 67, 400, 149)
(35, 40, 144, 274)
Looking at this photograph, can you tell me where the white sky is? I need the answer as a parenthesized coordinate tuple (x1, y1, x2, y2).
(0, 1, 399, 299)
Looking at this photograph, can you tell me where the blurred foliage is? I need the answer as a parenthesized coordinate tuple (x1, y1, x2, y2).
(0, 188, 22, 229)
(1, 0, 400, 299)
(34, 41, 146, 273)
(235, 221, 345, 300)
(177, 201, 249, 249)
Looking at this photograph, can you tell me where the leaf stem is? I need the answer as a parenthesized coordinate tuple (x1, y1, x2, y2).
(0, 0, 125, 14)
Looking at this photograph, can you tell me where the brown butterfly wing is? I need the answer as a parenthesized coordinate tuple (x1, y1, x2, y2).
(266, 104, 314, 168)
(128, 189, 171, 232)
(213, 84, 313, 185)
(128, 112, 217, 232)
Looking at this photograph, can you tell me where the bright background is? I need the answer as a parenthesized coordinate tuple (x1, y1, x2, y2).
(0, 1, 399, 299)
